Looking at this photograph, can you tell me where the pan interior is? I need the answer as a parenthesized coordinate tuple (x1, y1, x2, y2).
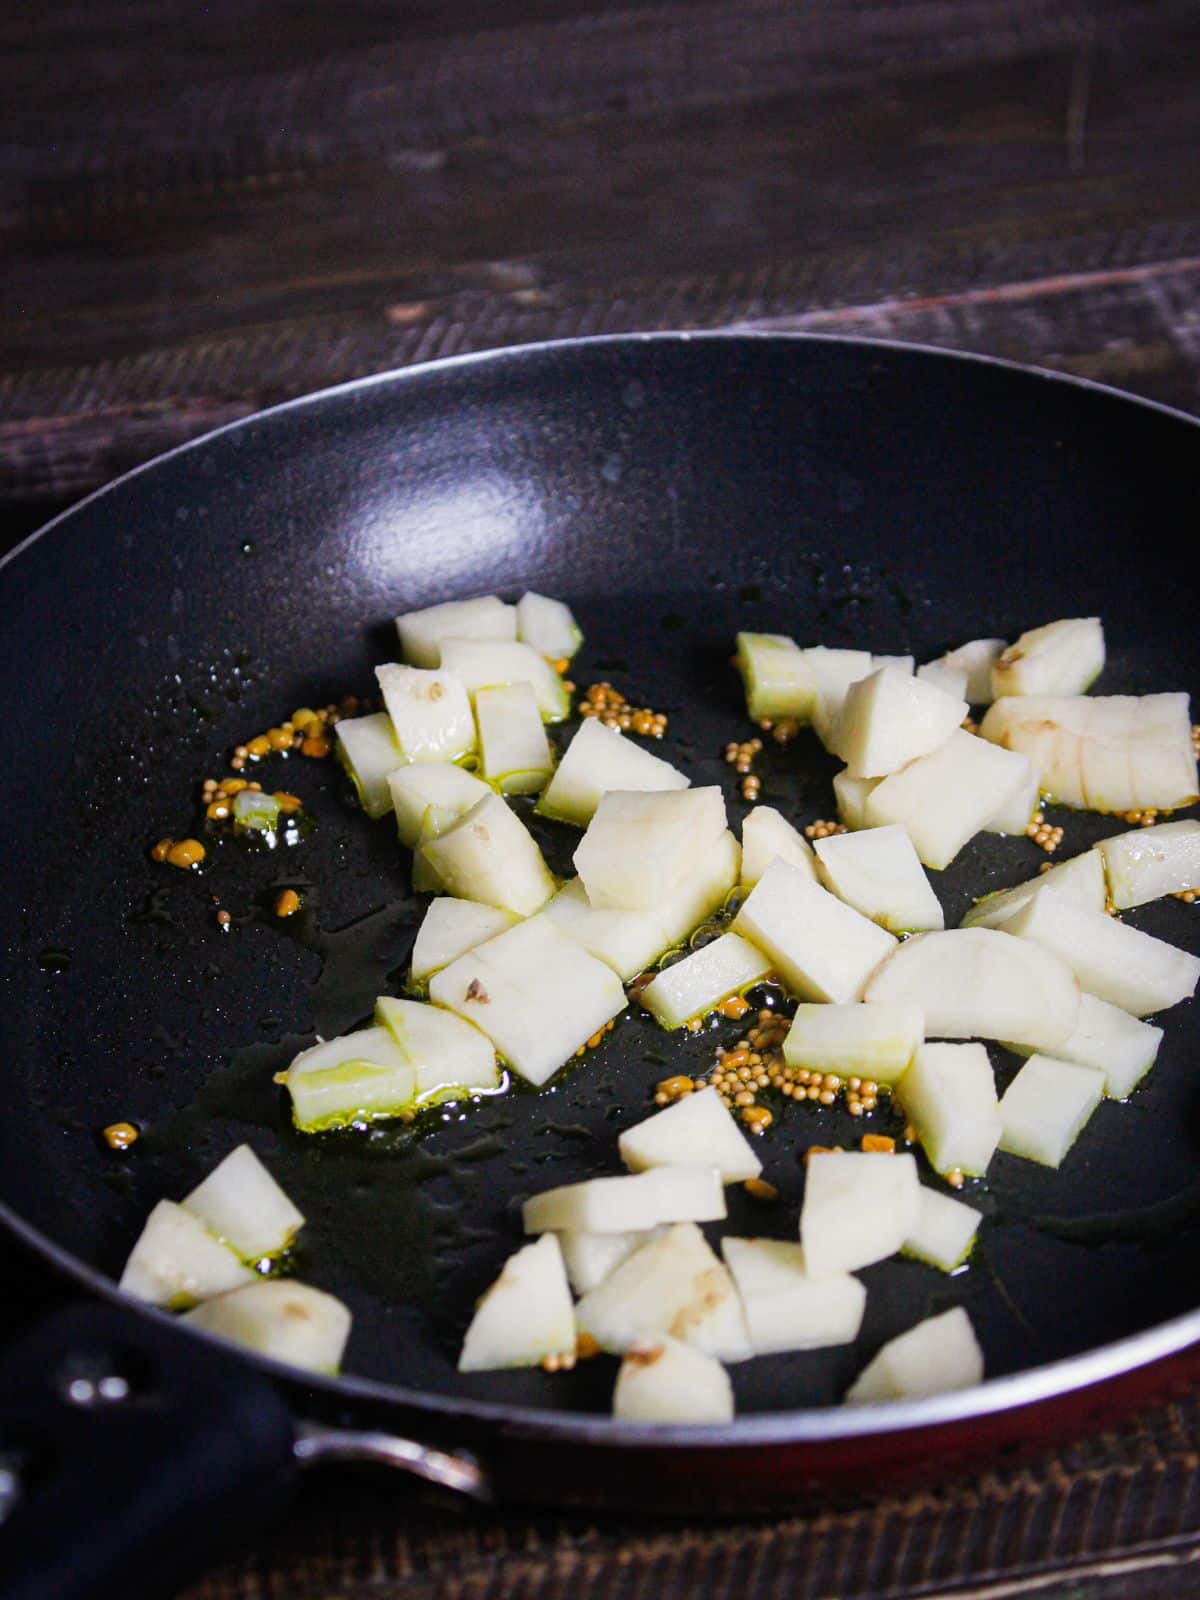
(1, 336, 1198, 1418)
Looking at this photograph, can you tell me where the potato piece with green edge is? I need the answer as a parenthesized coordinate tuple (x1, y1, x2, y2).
(438, 638, 570, 722)
(574, 1222, 752, 1361)
(335, 712, 406, 818)
(640, 933, 772, 1031)
(1005, 890, 1200, 1016)
(863, 728, 1035, 870)
(542, 878, 672, 982)
(1002, 993, 1162, 1101)
(803, 648, 875, 745)
(832, 666, 967, 778)
(732, 858, 896, 1004)
(119, 1200, 256, 1309)
(832, 769, 879, 830)
(1097, 820, 1200, 910)
(991, 617, 1104, 699)
(411, 803, 460, 893)
(783, 1002, 923, 1085)
(734, 632, 815, 722)
(429, 913, 626, 1086)
(536, 717, 689, 827)
(739, 806, 817, 887)
(897, 1042, 1000, 1178)
(409, 898, 519, 987)
(420, 792, 555, 916)
(458, 1233, 575, 1373)
(961, 848, 1106, 930)
(395, 595, 516, 669)
(523, 1168, 726, 1234)
(374, 996, 500, 1103)
(938, 638, 1005, 704)
(387, 762, 491, 848)
(516, 591, 583, 660)
(799, 1150, 921, 1278)
(474, 681, 552, 794)
(182, 1146, 304, 1262)
(721, 1238, 865, 1354)
(232, 788, 281, 834)
(901, 1188, 981, 1272)
(279, 1026, 416, 1132)
(574, 787, 727, 911)
(618, 1086, 762, 1183)
(846, 1307, 983, 1403)
(375, 663, 476, 763)
(558, 1228, 662, 1296)
(980, 693, 1197, 813)
(185, 1281, 352, 1374)
(864, 927, 1078, 1052)
(613, 1332, 734, 1424)
(814, 824, 944, 934)
(998, 1054, 1105, 1168)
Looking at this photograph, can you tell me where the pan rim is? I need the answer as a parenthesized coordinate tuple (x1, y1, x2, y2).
(4, 329, 1199, 1446)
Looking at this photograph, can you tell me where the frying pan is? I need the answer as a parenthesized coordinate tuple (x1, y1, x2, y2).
(1, 333, 1199, 1599)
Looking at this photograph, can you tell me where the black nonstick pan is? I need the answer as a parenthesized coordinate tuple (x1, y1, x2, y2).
(1, 334, 1199, 1600)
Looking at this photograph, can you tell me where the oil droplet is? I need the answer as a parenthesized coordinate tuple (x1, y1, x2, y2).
(240, 541, 255, 556)
(38, 949, 71, 972)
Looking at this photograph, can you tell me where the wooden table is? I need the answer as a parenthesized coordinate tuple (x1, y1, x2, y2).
(4, 3, 1200, 1594)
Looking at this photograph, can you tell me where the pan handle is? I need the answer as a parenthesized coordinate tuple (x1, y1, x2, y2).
(0, 1299, 489, 1600)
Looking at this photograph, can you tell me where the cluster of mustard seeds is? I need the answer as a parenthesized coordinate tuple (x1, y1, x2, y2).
(1174, 889, 1199, 905)
(201, 775, 303, 823)
(573, 1018, 617, 1057)
(102, 1121, 139, 1151)
(578, 683, 667, 737)
(756, 717, 801, 745)
(1025, 810, 1063, 853)
(1118, 808, 1160, 828)
(804, 818, 846, 840)
(724, 737, 763, 774)
(1193, 724, 1200, 758)
(229, 697, 364, 771)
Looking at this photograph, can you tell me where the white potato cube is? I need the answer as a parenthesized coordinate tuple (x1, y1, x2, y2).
(902, 1188, 980, 1272)
(375, 664, 476, 763)
(991, 617, 1105, 699)
(640, 933, 772, 1030)
(396, 594, 516, 668)
(733, 859, 895, 1003)
(814, 824, 944, 933)
(618, 1087, 762, 1183)
(280, 1026, 416, 1131)
(542, 878, 669, 981)
(374, 996, 500, 1102)
(961, 848, 1106, 930)
(998, 1054, 1105, 1168)
(897, 1042, 1000, 1177)
(575, 1222, 752, 1361)
(182, 1146, 304, 1262)
(411, 804, 456, 893)
(409, 898, 519, 986)
(735, 632, 816, 722)
(833, 769, 880, 830)
(938, 638, 1006, 704)
(984, 764, 1040, 835)
(474, 682, 552, 793)
(558, 1229, 660, 1296)
(574, 788, 727, 911)
(429, 914, 626, 1085)
(863, 928, 1078, 1052)
(516, 591, 582, 660)
(119, 1201, 255, 1309)
(980, 693, 1197, 813)
(833, 666, 967, 778)
(806, 648, 913, 746)
(721, 1239, 865, 1354)
(657, 831, 742, 946)
(387, 762, 491, 847)
(916, 660, 968, 700)
(613, 1333, 734, 1424)
(740, 805, 817, 887)
(864, 729, 1035, 870)
(421, 792, 555, 916)
(800, 1151, 920, 1278)
(1005, 993, 1162, 1101)
(458, 1234, 575, 1372)
(185, 1281, 352, 1374)
(523, 1167, 725, 1234)
(439, 638, 570, 722)
(782, 1002, 923, 1085)
(846, 1307, 982, 1403)
(536, 717, 689, 827)
(1005, 891, 1200, 1016)
(335, 712, 406, 818)
(1097, 820, 1200, 909)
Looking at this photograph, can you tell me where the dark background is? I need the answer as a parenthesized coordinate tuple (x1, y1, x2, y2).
(5, 3, 1200, 1595)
